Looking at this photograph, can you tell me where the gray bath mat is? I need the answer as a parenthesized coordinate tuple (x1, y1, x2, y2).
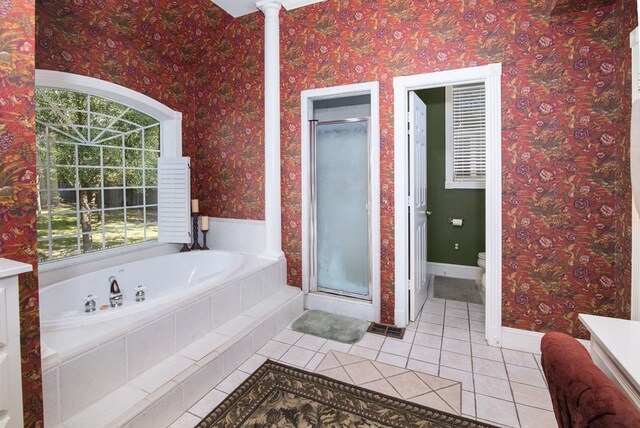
(291, 310, 369, 344)
(433, 276, 484, 304)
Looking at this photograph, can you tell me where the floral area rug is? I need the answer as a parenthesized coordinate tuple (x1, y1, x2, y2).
(196, 359, 497, 427)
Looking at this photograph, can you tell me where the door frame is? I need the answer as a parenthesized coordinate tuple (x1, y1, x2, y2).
(300, 82, 381, 322)
(393, 64, 503, 346)
(631, 27, 639, 321)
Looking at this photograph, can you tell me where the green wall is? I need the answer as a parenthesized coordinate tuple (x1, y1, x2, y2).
(416, 88, 485, 267)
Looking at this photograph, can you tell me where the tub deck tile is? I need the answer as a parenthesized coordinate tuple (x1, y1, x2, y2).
(63, 384, 147, 428)
(214, 314, 254, 337)
(178, 332, 229, 362)
(48, 260, 303, 428)
(130, 355, 193, 394)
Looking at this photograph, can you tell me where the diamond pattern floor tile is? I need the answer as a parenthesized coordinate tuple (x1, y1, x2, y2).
(360, 378, 400, 398)
(415, 371, 459, 391)
(342, 360, 384, 385)
(315, 352, 340, 372)
(316, 366, 353, 384)
(387, 371, 432, 399)
(436, 385, 462, 414)
(372, 359, 408, 377)
(412, 392, 457, 414)
(176, 295, 557, 428)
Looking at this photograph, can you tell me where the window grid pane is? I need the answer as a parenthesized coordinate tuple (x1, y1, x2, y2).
(36, 89, 161, 263)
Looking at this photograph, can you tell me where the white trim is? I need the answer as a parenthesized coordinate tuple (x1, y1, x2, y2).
(35, 70, 182, 157)
(501, 327, 590, 354)
(305, 292, 377, 322)
(300, 81, 381, 323)
(631, 27, 640, 321)
(35, 70, 185, 265)
(427, 262, 483, 281)
(208, 217, 266, 226)
(258, 3, 285, 261)
(393, 64, 502, 348)
(0, 259, 33, 279)
(590, 340, 640, 409)
(279, 0, 326, 11)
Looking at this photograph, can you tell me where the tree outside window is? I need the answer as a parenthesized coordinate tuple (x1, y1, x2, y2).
(36, 88, 160, 262)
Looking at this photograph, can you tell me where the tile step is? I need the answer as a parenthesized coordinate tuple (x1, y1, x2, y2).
(59, 286, 303, 428)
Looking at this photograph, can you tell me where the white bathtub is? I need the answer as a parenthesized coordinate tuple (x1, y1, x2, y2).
(40, 249, 304, 427)
(39, 250, 244, 330)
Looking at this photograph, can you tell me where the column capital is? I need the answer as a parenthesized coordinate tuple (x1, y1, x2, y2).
(256, 0, 282, 14)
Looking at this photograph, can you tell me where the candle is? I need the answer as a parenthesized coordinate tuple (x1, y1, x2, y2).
(201, 216, 209, 231)
(191, 199, 199, 213)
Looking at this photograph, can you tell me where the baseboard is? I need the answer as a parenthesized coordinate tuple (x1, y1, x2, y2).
(427, 262, 483, 281)
(395, 308, 407, 328)
(501, 327, 590, 354)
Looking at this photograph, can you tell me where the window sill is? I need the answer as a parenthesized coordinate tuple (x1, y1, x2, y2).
(444, 181, 486, 190)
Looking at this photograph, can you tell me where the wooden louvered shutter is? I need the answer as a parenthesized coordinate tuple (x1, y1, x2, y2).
(157, 157, 191, 243)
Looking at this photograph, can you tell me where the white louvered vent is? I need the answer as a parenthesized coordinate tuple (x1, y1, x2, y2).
(445, 83, 486, 189)
(158, 157, 191, 243)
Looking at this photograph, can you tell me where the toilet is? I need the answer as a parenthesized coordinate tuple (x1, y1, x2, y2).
(477, 252, 486, 290)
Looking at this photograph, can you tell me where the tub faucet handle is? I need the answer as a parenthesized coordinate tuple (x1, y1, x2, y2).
(84, 294, 97, 313)
(134, 285, 146, 302)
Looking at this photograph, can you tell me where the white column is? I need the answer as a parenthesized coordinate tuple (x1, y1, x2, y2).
(257, 0, 284, 260)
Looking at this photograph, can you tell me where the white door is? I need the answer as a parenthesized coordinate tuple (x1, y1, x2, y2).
(409, 92, 429, 321)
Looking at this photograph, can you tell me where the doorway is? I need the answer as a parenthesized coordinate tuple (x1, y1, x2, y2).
(301, 82, 381, 322)
(393, 64, 503, 346)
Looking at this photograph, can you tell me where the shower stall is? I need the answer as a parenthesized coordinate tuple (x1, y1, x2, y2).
(309, 117, 372, 300)
(301, 84, 380, 322)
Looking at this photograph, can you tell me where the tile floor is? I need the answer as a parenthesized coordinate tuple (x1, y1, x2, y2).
(169, 297, 558, 428)
(315, 350, 462, 414)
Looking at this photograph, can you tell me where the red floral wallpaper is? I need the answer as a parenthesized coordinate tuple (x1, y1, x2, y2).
(36, 0, 214, 176)
(273, 0, 636, 330)
(191, 11, 265, 219)
(33, 0, 640, 341)
(1, 0, 42, 425)
(550, 0, 616, 15)
(36, 0, 266, 220)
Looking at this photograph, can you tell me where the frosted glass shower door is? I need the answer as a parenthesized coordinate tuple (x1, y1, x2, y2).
(313, 119, 371, 299)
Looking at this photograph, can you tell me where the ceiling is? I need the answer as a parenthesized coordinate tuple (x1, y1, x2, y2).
(212, 0, 326, 18)
(212, 0, 259, 17)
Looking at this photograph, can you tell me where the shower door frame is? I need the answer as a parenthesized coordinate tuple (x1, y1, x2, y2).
(300, 82, 381, 323)
(309, 118, 373, 301)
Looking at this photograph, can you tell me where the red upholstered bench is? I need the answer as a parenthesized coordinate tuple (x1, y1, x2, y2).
(541, 332, 640, 427)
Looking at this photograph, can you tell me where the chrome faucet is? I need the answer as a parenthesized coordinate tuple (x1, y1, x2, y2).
(84, 294, 97, 313)
(134, 285, 146, 302)
(109, 276, 123, 307)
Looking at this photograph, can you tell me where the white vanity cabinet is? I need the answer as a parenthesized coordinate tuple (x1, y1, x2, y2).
(579, 314, 640, 410)
(0, 258, 32, 428)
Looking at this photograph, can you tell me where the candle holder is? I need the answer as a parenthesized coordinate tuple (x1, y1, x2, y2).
(201, 228, 209, 250)
(191, 213, 201, 250)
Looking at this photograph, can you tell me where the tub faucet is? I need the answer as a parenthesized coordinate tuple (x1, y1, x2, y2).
(134, 285, 146, 302)
(109, 276, 123, 307)
(84, 294, 97, 313)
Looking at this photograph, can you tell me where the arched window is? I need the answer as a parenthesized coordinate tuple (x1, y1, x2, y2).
(35, 71, 183, 262)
